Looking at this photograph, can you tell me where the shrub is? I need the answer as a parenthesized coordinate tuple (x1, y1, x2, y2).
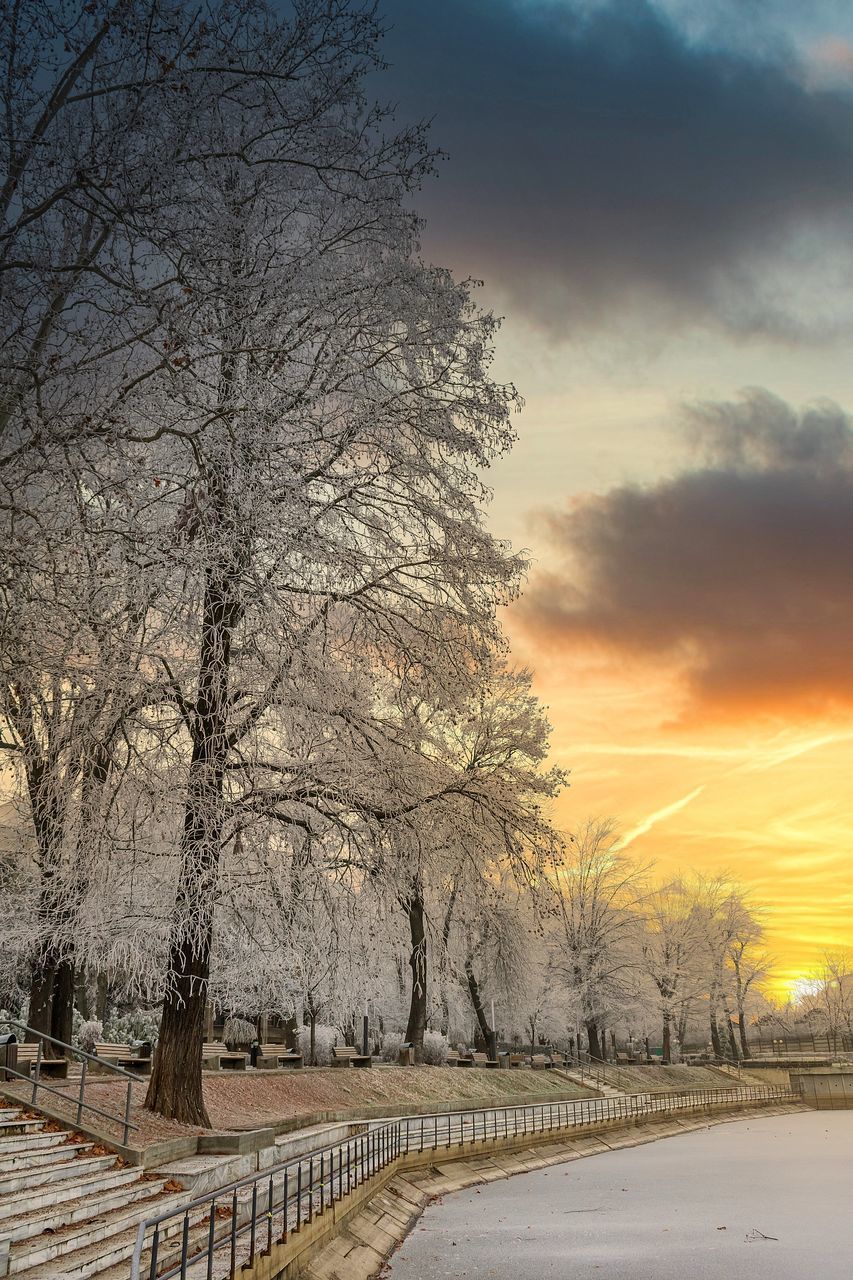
(422, 1030, 450, 1065)
(77, 1020, 103, 1054)
(379, 1031, 404, 1062)
(102, 1009, 161, 1045)
(298, 1023, 337, 1066)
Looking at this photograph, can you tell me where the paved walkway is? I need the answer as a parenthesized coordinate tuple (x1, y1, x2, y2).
(385, 1111, 853, 1279)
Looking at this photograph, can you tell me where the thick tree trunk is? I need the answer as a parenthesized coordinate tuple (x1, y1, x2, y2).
(145, 558, 236, 1125)
(403, 889, 427, 1060)
(50, 960, 75, 1049)
(662, 1012, 671, 1065)
(586, 1020, 602, 1060)
(26, 948, 56, 1040)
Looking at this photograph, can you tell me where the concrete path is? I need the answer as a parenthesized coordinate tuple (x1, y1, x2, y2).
(385, 1111, 853, 1279)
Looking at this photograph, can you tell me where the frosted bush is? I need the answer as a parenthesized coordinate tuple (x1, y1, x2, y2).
(77, 1020, 102, 1054)
(298, 1023, 337, 1065)
(102, 1009, 161, 1045)
(379, 1031, 404, 1062)
(422, 1030, 450, 1065)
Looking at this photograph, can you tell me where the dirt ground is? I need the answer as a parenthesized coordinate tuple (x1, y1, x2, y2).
(7, 1064, 594, 1148)
(602, 1064, 759, 1092)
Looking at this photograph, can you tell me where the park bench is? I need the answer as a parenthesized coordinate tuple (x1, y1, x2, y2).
(530, 1053, 552, 1070)
(202, 1041, 247, 1071)
(256, 1044, 303, 1069)
(471, 1051, 499, 1069)
(549, 1051, 566, 1068)
(446, 1052, 460, 1067)
(508, 1053, 527, 1068)
(455, 1053, 474, 1067)
(93, 1041, 152, 1074)
(331, 1045, 372, 1068)
(9, 1044, 68, 1080)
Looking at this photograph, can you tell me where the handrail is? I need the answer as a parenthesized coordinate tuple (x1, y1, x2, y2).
(128, 1083, 793, 1280)
(0, 1019, 146, 1144)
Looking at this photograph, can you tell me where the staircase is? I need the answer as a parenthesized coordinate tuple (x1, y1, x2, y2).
(0, 1103, 188, 1279)
(556, 1067, 625, 1097)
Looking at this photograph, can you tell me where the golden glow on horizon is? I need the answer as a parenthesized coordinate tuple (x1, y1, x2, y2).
(505, 619, 853, 1000)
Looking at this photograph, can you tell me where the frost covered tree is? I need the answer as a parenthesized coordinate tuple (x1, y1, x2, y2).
(550, 819, 647, 1060)
(639, 880, 703, 1063)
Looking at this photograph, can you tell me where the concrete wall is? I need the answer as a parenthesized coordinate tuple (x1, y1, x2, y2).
(791, 1071, 853, 1109)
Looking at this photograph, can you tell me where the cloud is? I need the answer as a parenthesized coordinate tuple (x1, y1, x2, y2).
(518, 389, 853, 717)
(381, 0, 853, 337)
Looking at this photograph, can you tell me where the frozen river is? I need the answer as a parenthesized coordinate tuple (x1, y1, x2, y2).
(386, 1111, 853, 1280)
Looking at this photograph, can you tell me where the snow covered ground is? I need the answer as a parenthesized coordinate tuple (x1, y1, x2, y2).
(386, 1111, 853, 1280)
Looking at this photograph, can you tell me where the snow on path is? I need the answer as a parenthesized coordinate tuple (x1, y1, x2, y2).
(386, 1110, 853, 1280)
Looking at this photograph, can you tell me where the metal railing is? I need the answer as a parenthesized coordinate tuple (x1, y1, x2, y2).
(0, 1020, 145, 1145)
(129, 1083, 793, 1280)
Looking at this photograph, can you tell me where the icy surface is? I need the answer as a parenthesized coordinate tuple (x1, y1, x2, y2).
(387, 1111, 853, 1279)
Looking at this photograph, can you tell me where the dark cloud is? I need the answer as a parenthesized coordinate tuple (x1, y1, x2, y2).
(381, 0, 853, 336)
(519, 390, 853, 716)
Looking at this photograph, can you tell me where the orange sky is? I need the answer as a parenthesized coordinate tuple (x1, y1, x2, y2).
(502, 623, 853, 998)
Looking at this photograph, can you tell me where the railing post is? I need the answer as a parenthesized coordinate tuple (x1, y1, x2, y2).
(76, 1056, 88, 1126)
(123, 1079, 133, 1146)
(31, 1039, 42, 1105)
(206, 1200, 216, 1280)
(249, 1180, 257, 1263)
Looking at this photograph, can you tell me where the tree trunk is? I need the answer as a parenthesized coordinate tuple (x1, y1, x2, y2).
(737, 1008, 750, 1058)
(27, 948, 56, 1040)
(464, 954, 496, 1058)
(50, 960, 75, 1050)
(145, 558, 236, 1125)
(403, 889, 427, 1060)
(95, 972, 109, 1022)
(662, 1012, 671, 1065)
(586, 1020, 602, 1060)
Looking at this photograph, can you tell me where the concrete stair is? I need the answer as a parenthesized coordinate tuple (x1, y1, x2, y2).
(0, 1105, 190, 1279)
(555, 1067, 625, 1097)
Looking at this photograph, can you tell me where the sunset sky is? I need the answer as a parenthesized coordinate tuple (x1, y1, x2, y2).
(381, 0, 853, 996)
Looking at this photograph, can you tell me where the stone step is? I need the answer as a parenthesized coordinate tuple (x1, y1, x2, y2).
(0, 1164, 138, 1223)
(0, 1133, 70, 1157)
(17, 1191, 193, 1280)
(0, 1154, 114, 1199)
(7, 1183, 183, 1275)
(0, 1119, 46, 1139)
(4, 1174, 164, 1245)
(0, 1144, 94, 1176)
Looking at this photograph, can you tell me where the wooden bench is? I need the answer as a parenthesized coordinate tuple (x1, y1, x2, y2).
(11, 1045, 68, 1080)
(202, 1041, 247, 1070)
(256, 1045, 303, 1070)
(455, 1054, 474, 1067)
(471, 1051, 499, 1069)
(446, 1052, 460, 1068)
(549, 1051, 566, 1068)
(331, 1045, 372, 1068)
(93, 1042, 151, 1075)
(531, 1053, 552, 1070)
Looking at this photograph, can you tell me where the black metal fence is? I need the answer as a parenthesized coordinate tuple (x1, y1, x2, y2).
(129, 1084, 793, 1280)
